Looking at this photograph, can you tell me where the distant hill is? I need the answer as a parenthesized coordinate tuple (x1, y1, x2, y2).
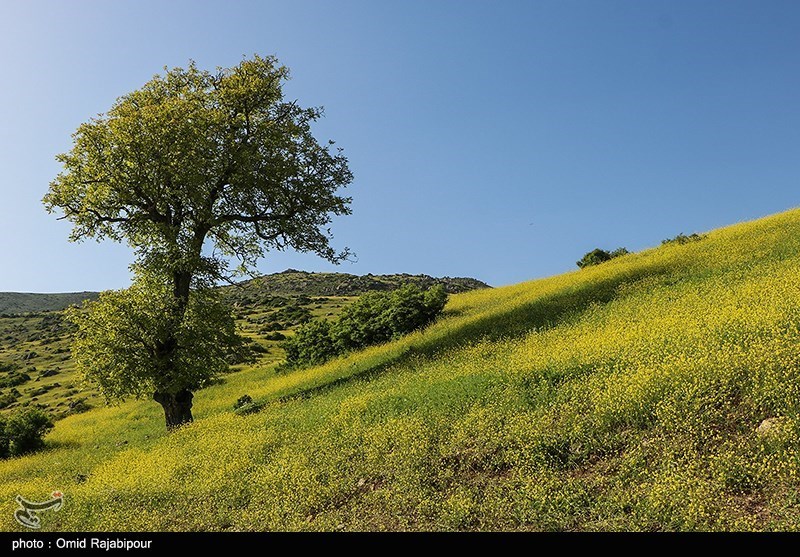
(222, 270, 490, 307)
(0, 272, 489, 315)
(0, 292, 99, 315)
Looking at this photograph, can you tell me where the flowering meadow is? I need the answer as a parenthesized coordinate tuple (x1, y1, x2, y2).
(3, 208, 800, 530)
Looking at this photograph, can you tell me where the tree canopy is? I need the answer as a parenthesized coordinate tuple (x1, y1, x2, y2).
(44, 55, 353, 283)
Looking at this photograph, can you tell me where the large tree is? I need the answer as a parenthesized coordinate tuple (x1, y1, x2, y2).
(44, 55, 353, 429)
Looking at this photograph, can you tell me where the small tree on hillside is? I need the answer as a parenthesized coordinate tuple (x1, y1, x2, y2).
(44, 55, 353, 429)
(67, 274, 240, 425)
(576, 247, 629, 269)
(5, 408, 54, 456)
(576, 249, 613, 269)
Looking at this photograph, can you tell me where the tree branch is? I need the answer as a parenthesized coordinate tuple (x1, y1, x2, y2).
(253, 221, 283, 242)
(214, 211, 292, 224)
(61, 203, 130, 224)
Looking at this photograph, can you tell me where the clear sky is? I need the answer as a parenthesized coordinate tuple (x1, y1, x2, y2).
(1, 0, 799, 292)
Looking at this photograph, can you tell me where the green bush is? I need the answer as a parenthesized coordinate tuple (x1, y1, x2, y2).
(5, 408, 54, 456)
(68, 398, 92, 415)
(331, 292, 393, 351)
(284, 319, 340, 368)
(333, 284, 448, 351)
(283, 284, 449, 369)
(0, 372, 31, 388)
(576, 249, 612, 268)
(576, 247, 629, 269)
(386, 284, 448, 339)
(270, 304, 312, 327)
(662, 232, 704, 245)
(233, 394, 253, 410)
(0, 415, 8, 459)
(0, 391, 17, 409)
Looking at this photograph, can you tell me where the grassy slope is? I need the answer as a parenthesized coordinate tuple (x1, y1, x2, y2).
(3, 208, 800, 531)
(0, 293, 99, 315)
(0, 273, 487, 417)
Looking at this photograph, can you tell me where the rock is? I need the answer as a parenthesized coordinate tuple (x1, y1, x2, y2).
(757, 417, 785, 437)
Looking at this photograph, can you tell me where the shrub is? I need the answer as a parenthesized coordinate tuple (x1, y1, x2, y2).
(576, 247, 629, 269)
(68, 398, 92, 415)
(5, 408, 54, 456)
(389, 283, 447, 335)
(577, 249, 612, 269)
(284, 284, 449, 369)
(662, 232, 704, 245)
(233, 395, 266, 415)
(333, 284, 448, 351)
(283, 319, 340, 368)
(234, 401, 265, 415)
(271, 304, 312, 327)
(0, 372, 31, 388)
(331, 291, 393, 351)
(0, 391, 18, 409)
(0, 415, 8, 458)
(233, 394, 253, 410)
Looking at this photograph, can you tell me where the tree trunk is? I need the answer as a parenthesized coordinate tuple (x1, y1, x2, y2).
(150, 269, 195, 430)
(152, 266, 203, 430)
(153, 389, 194, 429)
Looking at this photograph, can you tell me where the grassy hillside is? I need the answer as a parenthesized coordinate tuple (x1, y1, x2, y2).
(3, 208, 800, 531)
(0, 273, 488, 418)
(0, 292, 99, 315)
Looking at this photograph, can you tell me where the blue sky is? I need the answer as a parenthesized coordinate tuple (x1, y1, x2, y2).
(1, 0, 798, 291)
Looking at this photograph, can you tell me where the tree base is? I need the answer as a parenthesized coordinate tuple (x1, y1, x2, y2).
(153, 389, 194, 430)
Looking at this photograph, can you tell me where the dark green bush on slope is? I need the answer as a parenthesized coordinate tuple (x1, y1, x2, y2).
(2, 407, 53, 457)
(284, 319, 339, 368)
(0, 415, 8, 458)
(662, 232, 704, 245)
(333, 284, 448, 351)
(576, 247, 629, 269)
(283, 284, 448, 369)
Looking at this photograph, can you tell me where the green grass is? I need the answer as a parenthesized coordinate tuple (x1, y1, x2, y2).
(3, 208, 800, 530)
